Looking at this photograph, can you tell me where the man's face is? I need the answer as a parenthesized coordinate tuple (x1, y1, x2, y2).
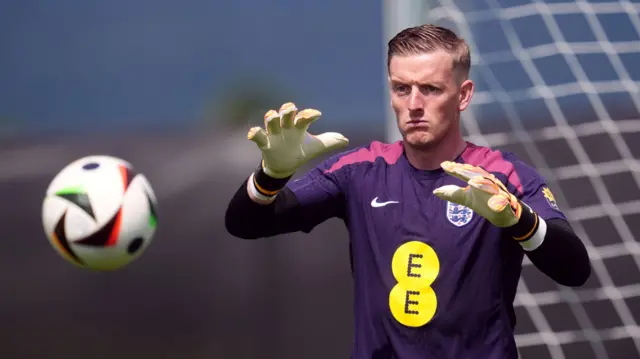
(388, 50, 473, 149)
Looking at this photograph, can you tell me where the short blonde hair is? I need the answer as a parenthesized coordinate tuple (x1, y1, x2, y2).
(387, 24, 471, 79)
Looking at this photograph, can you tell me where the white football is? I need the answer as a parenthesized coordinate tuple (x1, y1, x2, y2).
(42, 155, 158, 271)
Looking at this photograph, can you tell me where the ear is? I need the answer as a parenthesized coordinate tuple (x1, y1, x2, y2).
(458, 79, 474, 112)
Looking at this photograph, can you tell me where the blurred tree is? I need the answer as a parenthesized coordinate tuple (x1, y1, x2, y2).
(0, 115, 18, 137)
(202, 73, 295, 129)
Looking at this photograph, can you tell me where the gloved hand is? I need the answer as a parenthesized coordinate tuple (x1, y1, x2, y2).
(433, 161, 525, 228)
(248, 102, 349, 179)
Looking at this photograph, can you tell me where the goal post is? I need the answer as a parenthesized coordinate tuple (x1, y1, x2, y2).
(382, 0, 427, 143)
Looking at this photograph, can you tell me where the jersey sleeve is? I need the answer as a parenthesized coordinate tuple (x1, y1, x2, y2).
(511, 159, 567, 222)
(285, 151, 352, 232)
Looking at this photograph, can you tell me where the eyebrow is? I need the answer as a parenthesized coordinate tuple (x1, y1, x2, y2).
(389, 77, 445, 87)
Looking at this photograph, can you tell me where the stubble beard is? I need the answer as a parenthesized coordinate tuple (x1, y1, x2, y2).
(402, 128, 444, 152)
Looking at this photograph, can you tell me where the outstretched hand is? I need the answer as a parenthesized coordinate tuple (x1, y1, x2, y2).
(247, 102, 349, 178)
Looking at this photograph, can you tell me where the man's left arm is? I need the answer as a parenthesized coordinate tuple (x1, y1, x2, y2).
(433, 161, 591, 287)
(503, 182, 591, 287)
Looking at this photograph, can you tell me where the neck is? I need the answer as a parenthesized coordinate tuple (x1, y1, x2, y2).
(404, 131, 467, 171)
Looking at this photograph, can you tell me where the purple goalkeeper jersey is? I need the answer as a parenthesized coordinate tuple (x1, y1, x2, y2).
(287, 141, 567, 359)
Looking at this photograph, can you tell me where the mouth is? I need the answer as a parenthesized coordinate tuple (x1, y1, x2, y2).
(406, 119, 428, 127)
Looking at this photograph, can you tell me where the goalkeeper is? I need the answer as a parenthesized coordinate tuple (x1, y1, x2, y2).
(225, 24, 591, 359)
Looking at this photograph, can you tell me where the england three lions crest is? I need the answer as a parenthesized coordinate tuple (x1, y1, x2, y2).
(446, 201, 474, 227)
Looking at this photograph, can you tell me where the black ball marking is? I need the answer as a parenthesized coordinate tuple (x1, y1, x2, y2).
(127, 237, 144, 254)
(82, 162, 100, 170)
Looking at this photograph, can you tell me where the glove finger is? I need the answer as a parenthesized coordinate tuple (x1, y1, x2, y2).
(247, 126, 269, 149)
(488, 192, 512, 213)
(441, 161, 490, 183)
(279, 102, 297, 129)
(468, 176, 501, 195)
(433, 184, 470, 206)
(294, 109, 322, 130)
(311, 132, 349, 152)
(264, 109, 281, 135)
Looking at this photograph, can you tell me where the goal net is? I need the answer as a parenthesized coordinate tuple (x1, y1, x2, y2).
(383, 1, 640, 358)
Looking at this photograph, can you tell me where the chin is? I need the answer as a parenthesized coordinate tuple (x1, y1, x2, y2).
(404, 131, 436, 148)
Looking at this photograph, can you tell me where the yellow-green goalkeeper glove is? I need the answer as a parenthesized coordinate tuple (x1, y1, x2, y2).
(433, 161, 545, 248)
(246, 102, 349, 203)
(433, 161, 524, 227)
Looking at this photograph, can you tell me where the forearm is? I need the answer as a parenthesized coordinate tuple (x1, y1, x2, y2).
(225, 176, 302, 239)
(506, 207, 591, 287)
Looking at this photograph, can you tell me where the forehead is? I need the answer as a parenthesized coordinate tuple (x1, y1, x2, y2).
(388, 50, 455, 83)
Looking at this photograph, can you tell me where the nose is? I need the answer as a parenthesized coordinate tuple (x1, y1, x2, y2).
(408, 87, 424, 110)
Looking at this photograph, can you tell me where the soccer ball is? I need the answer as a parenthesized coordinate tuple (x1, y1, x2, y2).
(42, 155, 158, 271)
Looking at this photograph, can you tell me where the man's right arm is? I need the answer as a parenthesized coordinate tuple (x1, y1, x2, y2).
(225, 177, 302, 239)
(224, 102, 350, 239)
(225, 162, 347, 239)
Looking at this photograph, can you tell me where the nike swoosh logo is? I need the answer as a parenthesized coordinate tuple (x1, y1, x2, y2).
(371, 197, 400, 208)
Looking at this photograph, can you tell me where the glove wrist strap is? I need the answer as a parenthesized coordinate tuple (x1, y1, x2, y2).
(252, 162, 292, 197)
(507, 201, 539, 241)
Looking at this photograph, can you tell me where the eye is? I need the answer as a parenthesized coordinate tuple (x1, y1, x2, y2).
(393, 84, 410, 95)
(422, 85, 441, 94)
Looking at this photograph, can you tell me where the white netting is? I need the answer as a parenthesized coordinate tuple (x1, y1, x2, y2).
(390, 0, 640, 358)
